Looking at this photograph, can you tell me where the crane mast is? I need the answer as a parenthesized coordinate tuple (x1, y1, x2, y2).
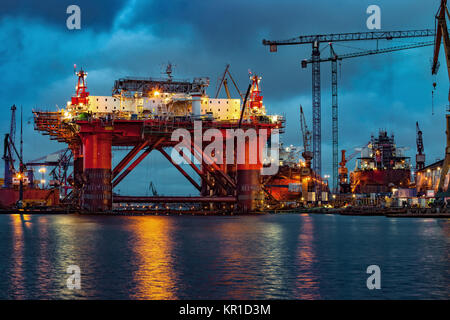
(433, 0, 450, 196)
(416, 121, 425, 171)
(299, 105, 313, 169)
(330, 44, 338, 193)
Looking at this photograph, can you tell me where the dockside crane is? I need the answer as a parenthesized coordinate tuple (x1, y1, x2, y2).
(3, 105, 28, 206)
(338, 149, 357, 194)
(301, 40, 434, 192)
(299, 105, 313, 170)
(3, 105, 16, 188)
(416, 121, 425, 172)
(263, 29, 435, 192)
(338, 147, 365, 194)
(432, 0, 450, 197)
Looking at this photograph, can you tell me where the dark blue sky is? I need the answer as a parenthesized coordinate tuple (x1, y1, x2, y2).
(0, 0, 447, 195)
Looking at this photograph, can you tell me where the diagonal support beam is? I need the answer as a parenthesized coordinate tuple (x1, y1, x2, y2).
(173, 145, 215, 190)
(112, 138, 164, 188)
(112, 140, 149, 179)
(159, 148, 201, 191)
(184, 139, 236, 189)
(182, 141, 231, 192)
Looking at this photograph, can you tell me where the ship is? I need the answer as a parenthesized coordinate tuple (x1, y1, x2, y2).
(350, 130, 411, 194)
(263, 143, 327, 203)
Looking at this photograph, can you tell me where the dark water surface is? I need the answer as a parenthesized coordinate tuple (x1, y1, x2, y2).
(0, 213, 448, 299)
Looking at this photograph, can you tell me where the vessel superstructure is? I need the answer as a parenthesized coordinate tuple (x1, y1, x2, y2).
(350, 130, 411, 193)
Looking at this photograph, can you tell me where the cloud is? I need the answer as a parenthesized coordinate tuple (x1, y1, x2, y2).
(1, 0, 125, 31)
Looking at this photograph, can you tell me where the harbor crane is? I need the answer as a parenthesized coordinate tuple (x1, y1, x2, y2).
(299, 105, 313, 170)
(3, 105, 17, 188)
(432, 0, 450, 197)
(263, 29, 435, 194)
(338, 149, 357, 194)
(338, 143, 369, 194)
(26, 148, 73, 196)
(301, 40, 434, 192)
(416, 121, 425, 172)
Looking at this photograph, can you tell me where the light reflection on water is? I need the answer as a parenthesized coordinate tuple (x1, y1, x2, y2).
(295, 215, 320, 299)
(128, 217, 178, 299)
(0, 214, 448, 299)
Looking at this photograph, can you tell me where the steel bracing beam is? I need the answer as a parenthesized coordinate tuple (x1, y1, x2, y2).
(187, 139, 236, 189)
(112, 140, 149, 179)
(113, 196, 236, 203)
(112, 138, 164, 188)
(173, 145, 215, 190)
(159, 148, 201, 191)
(184, 142, 232, 192)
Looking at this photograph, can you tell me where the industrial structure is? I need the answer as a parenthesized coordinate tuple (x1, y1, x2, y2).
(33, 66, 285, 213)
(1, 105, 60, 208)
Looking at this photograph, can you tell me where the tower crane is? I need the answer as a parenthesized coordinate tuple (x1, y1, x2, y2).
(299, 105, 313, 169)
(416, 121, 425, 172)
(301, 40, 434, 192)
(263, 29, 435, 191)
(432, 0, 450, 197)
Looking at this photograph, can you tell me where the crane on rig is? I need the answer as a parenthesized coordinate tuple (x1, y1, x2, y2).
(299, 105, 313, 170)
(263, 29, 435, 189)
(432, 0, 450, 198)
(215, 64, 244, 100)
(301, 40, 434, 193)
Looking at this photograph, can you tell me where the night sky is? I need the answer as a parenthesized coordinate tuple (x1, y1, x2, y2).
(0, 0, 447, 195)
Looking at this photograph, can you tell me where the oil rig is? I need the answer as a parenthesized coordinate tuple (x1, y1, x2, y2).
(32, 65, 285, 214)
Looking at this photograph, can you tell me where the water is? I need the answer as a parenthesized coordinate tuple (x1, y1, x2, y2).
(0, 213, 448, 299)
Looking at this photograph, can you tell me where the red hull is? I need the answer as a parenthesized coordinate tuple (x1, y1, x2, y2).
(351, 169, 410, 193)
(0, 188, 60, 208)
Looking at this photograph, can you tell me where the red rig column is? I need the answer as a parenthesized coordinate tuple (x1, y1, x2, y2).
(71, 144, 84, 189)
(236, 133, 263, 213)
(81, 133, 112, 212)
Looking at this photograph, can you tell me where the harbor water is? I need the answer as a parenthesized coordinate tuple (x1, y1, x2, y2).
(0, 213, 448, 299)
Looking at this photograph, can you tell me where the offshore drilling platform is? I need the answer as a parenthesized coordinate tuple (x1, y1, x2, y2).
(32, 66, 286, 214)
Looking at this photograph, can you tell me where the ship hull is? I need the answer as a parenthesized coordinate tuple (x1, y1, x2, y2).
(350, 169, 410, 193)
(264, 165, 307, 201)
